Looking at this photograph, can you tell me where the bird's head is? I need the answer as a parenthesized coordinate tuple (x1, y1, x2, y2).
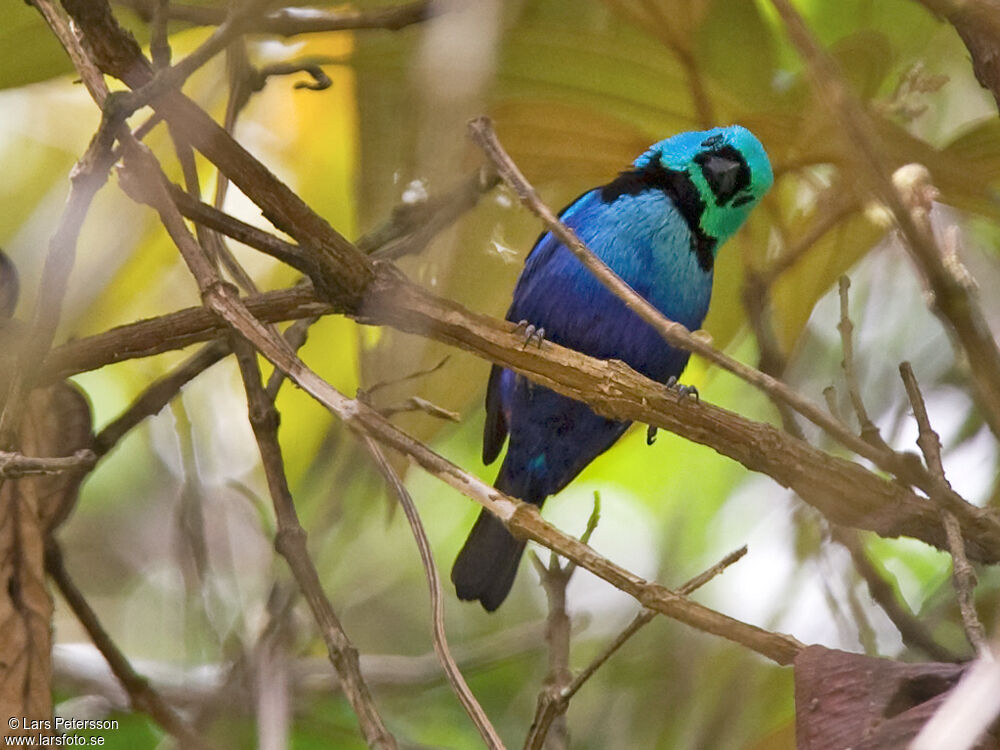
(636, 125, 773, 246)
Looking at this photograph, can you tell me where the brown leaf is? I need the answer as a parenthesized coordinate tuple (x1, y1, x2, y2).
(795, 645, 1000, 750)
(0, 384, 92, 735)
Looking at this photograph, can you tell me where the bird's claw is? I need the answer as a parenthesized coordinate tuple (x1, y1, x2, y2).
(666, 376, 699, 403)
(646, 425, 657, 445)
(515, 320, 546, 349)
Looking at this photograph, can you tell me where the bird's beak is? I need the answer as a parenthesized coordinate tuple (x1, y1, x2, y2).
(700, 153, 743, 201)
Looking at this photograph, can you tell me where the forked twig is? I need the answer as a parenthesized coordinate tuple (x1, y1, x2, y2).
(524, 495, 601, 750)
(524, 544, 748, 749)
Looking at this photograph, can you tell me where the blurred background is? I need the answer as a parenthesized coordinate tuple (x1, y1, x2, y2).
(4, 0, 1000, 747)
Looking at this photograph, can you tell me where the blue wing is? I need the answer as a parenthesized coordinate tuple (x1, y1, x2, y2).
(483, 187, 714, 475)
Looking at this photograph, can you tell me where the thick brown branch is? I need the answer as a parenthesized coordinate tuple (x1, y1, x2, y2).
(40, 275, 1000, 565)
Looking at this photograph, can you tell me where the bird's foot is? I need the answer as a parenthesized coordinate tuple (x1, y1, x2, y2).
(666, 375, 699, 403)
(646, 425, 658, 445)
(514, 320, 546, 349)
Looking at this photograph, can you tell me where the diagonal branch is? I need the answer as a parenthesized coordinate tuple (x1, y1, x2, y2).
(38, 275, 1000, 565)
(465, 117, 989, 528)
(45, 541, 218, 750)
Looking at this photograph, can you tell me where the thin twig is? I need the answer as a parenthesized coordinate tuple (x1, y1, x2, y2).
(362, 356, 451, 400)
(524, 496, 601, 750)
(265, 317, 319, 401)
(562, 545, 748, 706)
(115, 0, 275, 118)
(899, 362, 987, 652)
(830, 525, 957, 661)
(0, 450, 96, 479)
(837, 276, 889, 450)
(45, 541, 218, 749)
(377, 397, 460, 423)
(362, 437, 505, 750)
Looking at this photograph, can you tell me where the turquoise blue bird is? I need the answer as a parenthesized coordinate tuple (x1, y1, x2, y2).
(452, 126, 774, 611)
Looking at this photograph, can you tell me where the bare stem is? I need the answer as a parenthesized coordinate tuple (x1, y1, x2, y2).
(837, 276, 889, 449)
(362, 437, 504, 749)
(899, 362, 987, 652)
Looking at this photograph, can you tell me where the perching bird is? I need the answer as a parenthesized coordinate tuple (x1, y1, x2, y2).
(451, 126, 774, 611)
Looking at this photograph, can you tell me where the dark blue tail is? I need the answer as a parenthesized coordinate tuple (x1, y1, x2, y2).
(451, 459, 542, 611)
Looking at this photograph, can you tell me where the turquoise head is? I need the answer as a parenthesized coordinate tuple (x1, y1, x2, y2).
(634, 125, 773, 248)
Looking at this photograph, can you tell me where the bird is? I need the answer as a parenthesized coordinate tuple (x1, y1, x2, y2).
(451, 126, 774, 611)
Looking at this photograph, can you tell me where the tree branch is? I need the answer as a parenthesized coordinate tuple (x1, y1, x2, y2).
(232, 338, 398, 750)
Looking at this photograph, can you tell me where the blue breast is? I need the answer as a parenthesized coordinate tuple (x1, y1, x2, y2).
(507, 188, 713, 383)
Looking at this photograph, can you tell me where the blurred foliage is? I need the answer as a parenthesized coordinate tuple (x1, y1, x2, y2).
(5, 0, 1000, 747)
